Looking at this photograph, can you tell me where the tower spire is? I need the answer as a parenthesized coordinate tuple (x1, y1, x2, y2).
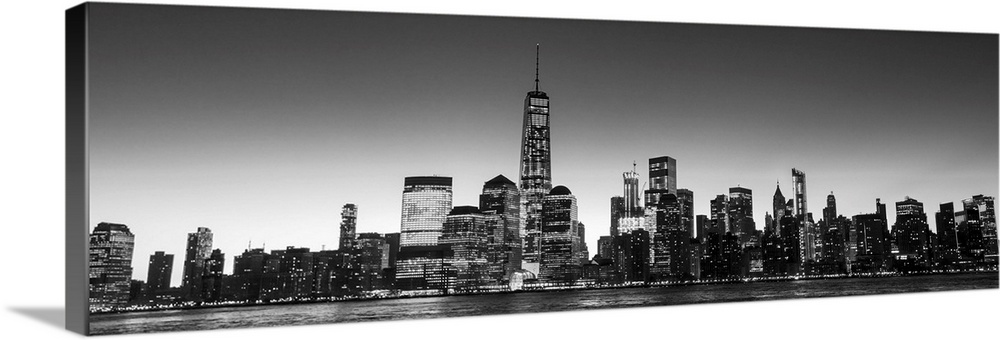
(535, 44, 540, 91)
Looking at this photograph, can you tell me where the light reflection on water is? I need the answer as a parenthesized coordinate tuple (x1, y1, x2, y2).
(90, 273, 998, 335)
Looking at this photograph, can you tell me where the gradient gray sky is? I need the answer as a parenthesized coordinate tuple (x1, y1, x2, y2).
(86, 4, 998, 283)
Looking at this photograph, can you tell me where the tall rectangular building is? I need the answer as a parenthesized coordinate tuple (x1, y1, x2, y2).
(958, 197, 986, 261)
(339, 203, 358, 250)
(792, 168, 807, 219)
(652, 193, 691, 281)
(852, 211, 890, 273)
(644, 156, 677, 207)
(479, 174, 522, 280)
(710, 194, 728, 236)
(355, 233, 388, 291)
(972, 195, 997, 261)
(728, 186, 755, 248)
(384, 232, 400, 269)
(610, 196, 625, 236)
(772, 183, 786, 234)
(677, 189, 695, 238)
(539, 186, 581, 283)
(623, 166, 642, 217)
(936, 202, 959, 257)
(894, 197, 930, 264)
(88, 222, 135, 311)
(202, 249, 225, 302)
(440, 206, 490, 289)
(145, 251, 173, 297)
(399, 176, 453, 248)
(181, 227, 213, 301)
(519, 46, 553, 276)
(695, 214, 710, 242)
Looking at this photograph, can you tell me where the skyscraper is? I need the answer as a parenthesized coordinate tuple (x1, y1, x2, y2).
(88, 222, 135, 311)
(202, 249, 225, 302)
(182, 227, 213, 301)
(695, 214, 709, 242)
(383, 232, 400, 271)
(617, 164, 647, 235)
(400, 176, 453, 247)
(853, 208, 891, 273)
(479, 174, 522, 279)
(440, 206, 490, 289)
(971, 195, 997, 262)
(615, 229, 650, 283)
(677, 189, 695, 238)
(540, 186, 582, 283)
(145, 251, 173, 297)
(519, 45, 553, 275)
(623, 164, 642, 217)
(709, 194, 728, 236)
(958, 197, 986, 261)
(823, 192, 837, 230)
(935, 202, 960, 259)
(894, 197, 931, 268)
(792, 169, 814, 262)
(228, 248, 267, 301)
(355, 233, 388, 291)
(772, 182, 786, 230)
(339, 203, 358, 250)
(792, 168, 807, 219)
(652, 193, 691, 280)
(610, 196, 625, 237)
(646, 156, 677, 203)
(728, 186, 755, 247)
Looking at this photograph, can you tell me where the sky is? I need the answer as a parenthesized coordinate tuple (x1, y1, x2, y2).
(85, 3, 998, 284)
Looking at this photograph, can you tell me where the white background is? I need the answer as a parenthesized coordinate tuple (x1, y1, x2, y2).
(1, 1, 997, 339)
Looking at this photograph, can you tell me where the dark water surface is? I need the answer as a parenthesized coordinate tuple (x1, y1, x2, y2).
(89, 273, 998, 335)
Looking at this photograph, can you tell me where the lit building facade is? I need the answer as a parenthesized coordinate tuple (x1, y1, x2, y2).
(623, 165, 642, 217)
(772, 183, 786, 232)
(610, 196, 625, 237)
(202, 249, 225, 302)
(644, 156, 677, 207)
(893, 197, 931, 265)
(400, 176, 453, 247)
(88, 222, 135, 311)
(145, 251, 173, 297)
(852, 204, 891, 273)
(972, 195, 997, 262)
(355, 233, 388, 291)
(479, 174, 522, 281)
(728, 186, 755, 248)
(440, 206, 490, 289)
(709, 194, 728, 236)
(792, 169, 813, 263)
(677, 189, 695, 238)
(539, 186, 582, 283)
(182, 227, 213, 301)
(792, 168, 807, 219)
(340, 203, 358, 250)
(614, 229, 650, 283)
(651, 193, 691, 280)
(519, 46, 552, 276)
(394, 246, 454, 292)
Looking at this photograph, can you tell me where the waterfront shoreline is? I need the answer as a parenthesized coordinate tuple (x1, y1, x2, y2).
(92, 269, 998, 316)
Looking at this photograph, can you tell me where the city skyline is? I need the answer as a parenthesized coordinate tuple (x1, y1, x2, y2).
(85, 5, 998, 282)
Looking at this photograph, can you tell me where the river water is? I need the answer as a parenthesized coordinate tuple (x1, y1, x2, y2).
(89, 272, 998, 335)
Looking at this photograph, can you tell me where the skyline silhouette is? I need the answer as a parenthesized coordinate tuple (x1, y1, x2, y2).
(85, 4, 998, 282)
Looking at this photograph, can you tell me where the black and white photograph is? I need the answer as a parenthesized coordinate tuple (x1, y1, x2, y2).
(3, 1, 999, 339)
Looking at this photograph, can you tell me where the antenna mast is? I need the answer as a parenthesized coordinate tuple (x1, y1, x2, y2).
(535, 44, 540, 91)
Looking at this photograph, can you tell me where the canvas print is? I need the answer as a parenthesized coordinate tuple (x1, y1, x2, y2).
(66, 2, 999, 336)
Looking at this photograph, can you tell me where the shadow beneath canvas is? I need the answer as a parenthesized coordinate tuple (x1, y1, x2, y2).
(9, 307, 64, 330)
